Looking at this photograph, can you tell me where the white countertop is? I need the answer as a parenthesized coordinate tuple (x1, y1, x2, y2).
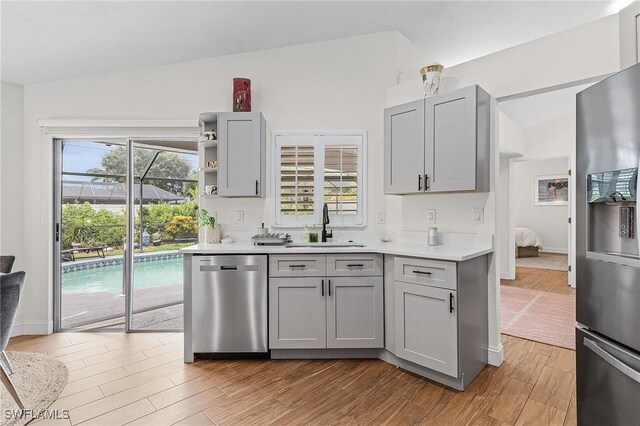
(181, 240, 493, 262)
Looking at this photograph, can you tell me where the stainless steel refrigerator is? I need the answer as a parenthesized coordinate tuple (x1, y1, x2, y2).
(576, 62, 640, 424)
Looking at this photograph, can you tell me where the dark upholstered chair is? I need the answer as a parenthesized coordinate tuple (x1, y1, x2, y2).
(0, 255, 15, 273)
(1, 271, 26, 409)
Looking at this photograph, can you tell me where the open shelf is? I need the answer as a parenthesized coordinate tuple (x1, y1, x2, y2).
(199, 139, 218, 148)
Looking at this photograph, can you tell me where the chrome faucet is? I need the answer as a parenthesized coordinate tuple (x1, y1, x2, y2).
(322, 203, 333, 242)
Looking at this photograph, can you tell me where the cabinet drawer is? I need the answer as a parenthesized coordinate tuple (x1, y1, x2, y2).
(394, 257, 457, 290)
(327, 254, 383, 276)
(270, 254, 326, 277)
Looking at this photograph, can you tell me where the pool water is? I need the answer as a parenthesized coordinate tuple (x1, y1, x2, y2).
(62, 257, 183, 293)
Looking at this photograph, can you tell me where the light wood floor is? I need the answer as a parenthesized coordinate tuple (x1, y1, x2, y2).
(501, 266, 575, 295)
(7, 333, 576, 425)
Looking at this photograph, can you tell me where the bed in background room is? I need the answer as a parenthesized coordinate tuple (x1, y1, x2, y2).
(515, 227, 543, 258)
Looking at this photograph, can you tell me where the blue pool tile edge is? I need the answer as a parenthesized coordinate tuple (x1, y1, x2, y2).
(62, 251, 183, 274)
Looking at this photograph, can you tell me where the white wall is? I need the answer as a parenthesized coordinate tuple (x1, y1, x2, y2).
(17, 31, 419, 334)
(513, 158, 569, 253)
(0, 82, 27, 333)
(441, 14, 619, 98)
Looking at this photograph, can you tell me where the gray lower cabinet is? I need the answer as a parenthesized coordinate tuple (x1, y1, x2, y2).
(395, 282, 458, 377)
(269, 254, 384, 350)
(389, 255, 488, 390)
(327, 277, 384, 348)
(269, 277, 326, 349)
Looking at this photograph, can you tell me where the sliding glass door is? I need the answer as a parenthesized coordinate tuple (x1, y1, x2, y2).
(130, 141, 198, 330)
(54, 138, 197, 332)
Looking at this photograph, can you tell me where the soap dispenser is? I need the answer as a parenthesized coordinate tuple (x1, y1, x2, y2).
(303, 225, 310, 243)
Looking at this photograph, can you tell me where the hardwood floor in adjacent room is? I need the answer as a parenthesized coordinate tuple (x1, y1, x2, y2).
(502, 266, 574, 295)
(501, 267, 576, 349)
(7, 332, 576, 425)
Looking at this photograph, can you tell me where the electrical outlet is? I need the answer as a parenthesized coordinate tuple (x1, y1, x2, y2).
(235, 211, 244, 224)
(472, 208, 484, 224)
(376, 211, 386, 224)
(427, 209, 436, 224)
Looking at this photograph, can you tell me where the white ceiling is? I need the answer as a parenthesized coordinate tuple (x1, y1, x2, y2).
(1, 1, 617, 84)
(500, 83, 594, 128)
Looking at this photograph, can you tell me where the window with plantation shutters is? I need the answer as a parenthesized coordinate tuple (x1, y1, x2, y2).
(274, 132, 366, 227)
(280, 145, 314, 216)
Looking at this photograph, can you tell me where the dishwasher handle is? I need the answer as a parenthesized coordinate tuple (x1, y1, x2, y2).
(199, 265, 259, 272)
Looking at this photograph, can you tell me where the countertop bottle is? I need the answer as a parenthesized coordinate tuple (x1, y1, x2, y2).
(302, 225, 310, 243)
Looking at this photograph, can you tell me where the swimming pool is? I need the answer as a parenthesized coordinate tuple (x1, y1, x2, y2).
(62, 257, 183, 293)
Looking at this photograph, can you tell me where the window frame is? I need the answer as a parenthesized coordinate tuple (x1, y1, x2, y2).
(273, 130, 367, 228)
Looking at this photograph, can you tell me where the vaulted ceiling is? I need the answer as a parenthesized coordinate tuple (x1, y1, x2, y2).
(1, 1, 617, 84)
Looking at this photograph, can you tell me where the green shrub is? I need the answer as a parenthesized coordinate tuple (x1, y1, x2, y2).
(62, 200, 198, 249)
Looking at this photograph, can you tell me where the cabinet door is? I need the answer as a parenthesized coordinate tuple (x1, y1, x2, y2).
(218, 112, 263, 197)
(395, 282, 458, 377)
(327, 277, 384, 349)
(425, 85, 477, 192)
(269, 277, 326, 349)
(384, 100, 425, 194)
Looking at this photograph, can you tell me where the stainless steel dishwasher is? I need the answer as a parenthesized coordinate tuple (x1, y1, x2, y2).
(192, 255, 268, 354)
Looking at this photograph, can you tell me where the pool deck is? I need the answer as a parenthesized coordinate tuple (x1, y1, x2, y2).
(61, 250, 184, 331)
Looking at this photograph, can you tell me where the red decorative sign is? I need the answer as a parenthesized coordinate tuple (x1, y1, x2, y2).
(233, 78, 251, 112)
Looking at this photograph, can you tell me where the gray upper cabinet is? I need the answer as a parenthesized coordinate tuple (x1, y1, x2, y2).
(217, 112, 266, 197)
(383, 85, 490, 194)
(384, 99, 425, 194)
(327, 277, 384, 349)
(395, 281, 458, 377)
(426, 85, 485, 192)
(269, 277, 327, 349)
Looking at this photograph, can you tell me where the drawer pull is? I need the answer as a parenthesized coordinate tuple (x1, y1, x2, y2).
(413, 270, 432, 276)
(347, 264, 364, 269)
(289, 264, 307, 269)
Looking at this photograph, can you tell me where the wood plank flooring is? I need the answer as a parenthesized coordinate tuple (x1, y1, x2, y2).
(501, 267, 575, 295)
(7, 333, 576, 425)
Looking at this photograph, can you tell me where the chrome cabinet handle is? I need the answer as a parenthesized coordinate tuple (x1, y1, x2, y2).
(584, 338, 640, 384)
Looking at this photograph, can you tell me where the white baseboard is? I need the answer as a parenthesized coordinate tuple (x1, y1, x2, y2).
(500, 272, 515, 280)
(11, 320, 52, 337)
(488, 343, 504, 366)
(541, 247, 568, 254)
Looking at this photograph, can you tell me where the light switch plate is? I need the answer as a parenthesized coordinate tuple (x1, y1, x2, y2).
(235, 210, 244, 224)
(376, 211, 386, 224)
(472, 208, 484, 224)
(427, 209, 436, 224)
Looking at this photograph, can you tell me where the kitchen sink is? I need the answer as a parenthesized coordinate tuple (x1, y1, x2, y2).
(285, 242, 366, 248)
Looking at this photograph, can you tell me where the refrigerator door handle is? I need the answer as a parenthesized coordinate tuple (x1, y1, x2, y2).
(584, 338, 640, 384)
(636, 166, 640, 255)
